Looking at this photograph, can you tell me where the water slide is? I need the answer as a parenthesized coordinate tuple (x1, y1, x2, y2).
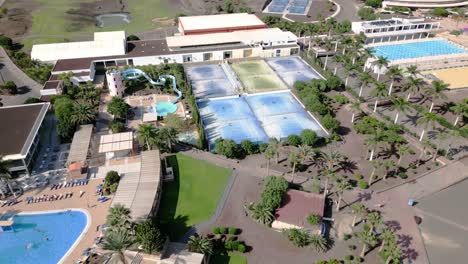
(121, 68, 182, 103)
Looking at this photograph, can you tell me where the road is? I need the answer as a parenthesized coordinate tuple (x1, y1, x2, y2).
(0, 47, 42, 106)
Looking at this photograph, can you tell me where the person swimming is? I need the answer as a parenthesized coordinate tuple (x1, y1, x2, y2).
(26, 242, 33, 249)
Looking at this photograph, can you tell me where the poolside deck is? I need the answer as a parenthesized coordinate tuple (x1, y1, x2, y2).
(0, 178, 110, 264)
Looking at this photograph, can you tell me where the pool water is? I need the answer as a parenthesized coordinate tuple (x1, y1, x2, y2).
(0, 210, 88, 264)
(372, 40, 467, 61)
(95, 13, 131, 28)
(152, 101, 178, 116)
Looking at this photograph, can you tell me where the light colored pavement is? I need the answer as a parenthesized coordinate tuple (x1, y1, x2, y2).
(333, 0, 360, 22)
(0, 47, 42, 106)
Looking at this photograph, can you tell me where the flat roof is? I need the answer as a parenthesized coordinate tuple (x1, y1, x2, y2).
(0, 103, 49, 159)
(98, 132, 133, 153)
(275, 189, 325, 227)
(111, 150, 162, 221)
(67, 124, 93, 165)
(167, 28, 296, 48)
(179, 13, 266, 33)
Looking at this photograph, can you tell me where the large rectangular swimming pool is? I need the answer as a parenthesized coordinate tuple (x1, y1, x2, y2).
(371, 40, 467, 61)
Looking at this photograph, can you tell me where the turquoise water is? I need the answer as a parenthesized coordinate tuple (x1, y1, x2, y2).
(0, 210, 88, 264)
(155, 101, 178, 116)
(372, 40, 467, 60)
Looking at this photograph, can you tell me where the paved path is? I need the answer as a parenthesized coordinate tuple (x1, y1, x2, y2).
(333, 0, 360, 22)
(0, 47, 42, 106)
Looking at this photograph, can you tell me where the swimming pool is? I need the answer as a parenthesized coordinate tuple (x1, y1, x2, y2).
(0, 210, 89, 264)
(150, 101, 178, 116)
(371, 40, 467, 61)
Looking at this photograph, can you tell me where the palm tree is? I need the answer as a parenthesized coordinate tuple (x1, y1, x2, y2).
(248, 203, 273, 225)
(158, 126, 178, 152)
(288, 150, 302, 183)
(382, 160, 396, 181)
(358, 72, 373, 97)
(71, 103, 95, 126)
(268, 138, 281, 164)
(335, 179, 352, 211)
(321, 168, 336, 198)
(374, 56, 389, 81)
(350, 101, 361, 123)
(379, 228, 395, 252)
(107, 204, 132, 228)
(188, 235, 213, 255)
(417, 111, 438, 141)
(58, 71, 74, 87)
(370, 82, 387, 112)
(323, 39, 334, 70)
(308, 234, 328, 252)
(351, 203, 367, 227)
(298, 145, 314, 163)
(424, 80, 448, 112)
(396, 144, 410, 166)
(320, 150, 343, 171)
(102, 228, 134, 264)
(367, 211, 383, 233)
(356, 230, 378, 257)
(450, 102, 467, 126)
(368, 159, 383, 186)
(390, 97, 411, 124)
(264, 146, 276, 177)
(406, 65, 419, 78)
(0, 157, 14, 198)
(385, 66, 402, 96)
(365, 132, 383, 161)
(137, 124, 157, 150)
(404, 76, 424, 101)
(384, 240, 403, 264)
(344, 63, 358, 87)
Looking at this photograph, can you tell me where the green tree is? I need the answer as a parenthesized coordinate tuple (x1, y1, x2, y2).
(382, 159, 396, 181)
(137, 124, 157, 150)
(350, 101, 361, 123)
(396, 144, 410, 166)
(431, 7, 449, 17)
(0, 36, 13, 49)
(109, 120, 125, 133)
(450, 102, 467, 126)
(102, 228, 134, 264)
(0, 157, 15, 198)
(383, 240, 403, 264)
(135, 220, 165, 254)
(300, 129, 318, 146)
(368, 159, 383, 186)
(390, 97, 411, 124)
(356, 230, 377, 257)
(268, 138, 281, 164)
(358, 72, 373, 98)
(23, 97, 42, 104)
(286, 134, 302, 146)
(158, 126, 178, 152)
(374, 56, 389, 81)
(367, 211, 383, 233)
(54, 97, 76, 139)
(379, 228, 395, 252)
(241, 140, 258, 155)
(309, 234, 328, 252)
(385, 66, 402, 96)
(188, 235, 213, 255)
(214, 138, 241, 159)
(283, 228, 310, 247)
(365, 0, 382, 8)
(264, 146, 276, 177)
(365, 132, 383, 161)
(404, 76, 424, 101)
(164, 113, 187, 132)
(107, 97, 129, 120)
(335, 178, 352, 211)
(351, 203, 367, 227)
(1, 81, 17, 94)
(322, 114, 340, 133)
(107, 204, 132, 228)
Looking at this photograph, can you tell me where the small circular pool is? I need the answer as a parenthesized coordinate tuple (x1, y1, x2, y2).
(156, 102, 177, 116)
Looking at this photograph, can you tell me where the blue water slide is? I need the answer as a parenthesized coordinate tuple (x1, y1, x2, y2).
(121, 68, 182, 103)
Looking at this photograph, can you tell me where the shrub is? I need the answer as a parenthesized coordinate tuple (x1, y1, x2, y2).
(107, 97, 129, 120)
(0, 36, 13, 49)
(307, 214, 321, 225)
(259, 143, 269, 153)
(24, 97, 42, 104)
(355, 173, 363, 180)
(126, 34, 140, 41)
(365, 0, 382, 8)
(1, 81, 17, 94)
(135, 219, 165, 253)
(300, 129, 318, 146)
(237, 243, 246, 253)
(345, 255, 353, 261)
(398, 171, 408, 179)
(333, 95, 349, 104)
(344, 234, 352, 241)
(286, 134, 302, 146)
(283, 228, 310, 247)
(358, 7, 377, 20)
(240, 140, 258, 155)
(109, 183, 119, 194)
(259, 176, 289, 210)
(109, 120, 125, 133)
(214, 138, 242, 159)
(212, 227, 221, 234)
(105, 171, 120, 186)
(228, 227, 237, 235)
(431, 7, 449, 17)
(358, 180, 369, 189)
(322, 114, 340, 132)
(219, 227, 227, 234)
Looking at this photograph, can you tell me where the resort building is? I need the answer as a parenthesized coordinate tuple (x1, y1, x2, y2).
(30, 14, 299, 97)
(382, 0, 468, 8)
(352, 18, 441, 44)
(0, 103, 50, 176)
(177, 13, 267, 35)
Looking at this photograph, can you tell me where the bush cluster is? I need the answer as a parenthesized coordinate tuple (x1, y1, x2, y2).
(104, 170, 120, 194)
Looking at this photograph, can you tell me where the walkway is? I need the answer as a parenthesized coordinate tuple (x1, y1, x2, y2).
(0, 47, 42, 106)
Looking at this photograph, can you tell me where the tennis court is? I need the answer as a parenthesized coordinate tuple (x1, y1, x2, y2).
(186, 64, 237, 99)
(231, 60, 288, 93)
(266, 56, 323, 87)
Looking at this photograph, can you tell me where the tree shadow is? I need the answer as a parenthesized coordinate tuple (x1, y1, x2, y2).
(384, 220, 401, 232)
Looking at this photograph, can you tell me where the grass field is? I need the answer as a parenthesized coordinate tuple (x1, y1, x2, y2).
(158, 153, 231, 240)
(22, 0, 175, 49)
(210, 253, 248, 264)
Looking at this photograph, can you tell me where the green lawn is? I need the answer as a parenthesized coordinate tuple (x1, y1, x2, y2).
(158, 153, 231, 240)
(22, 0, 175, 49)
(210, 253, 248, 264)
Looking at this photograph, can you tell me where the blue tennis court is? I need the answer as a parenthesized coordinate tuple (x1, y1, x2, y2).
(186, 64, 237, 99)
(289, 0, 309, 14)
(266, 56, 323, 87)
(371, 40, 467, 61)
(268, 0, 289, 13)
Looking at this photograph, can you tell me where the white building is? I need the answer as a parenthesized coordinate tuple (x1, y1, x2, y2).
(383, 0, 468, 8)
(352, 17, 440, 44)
